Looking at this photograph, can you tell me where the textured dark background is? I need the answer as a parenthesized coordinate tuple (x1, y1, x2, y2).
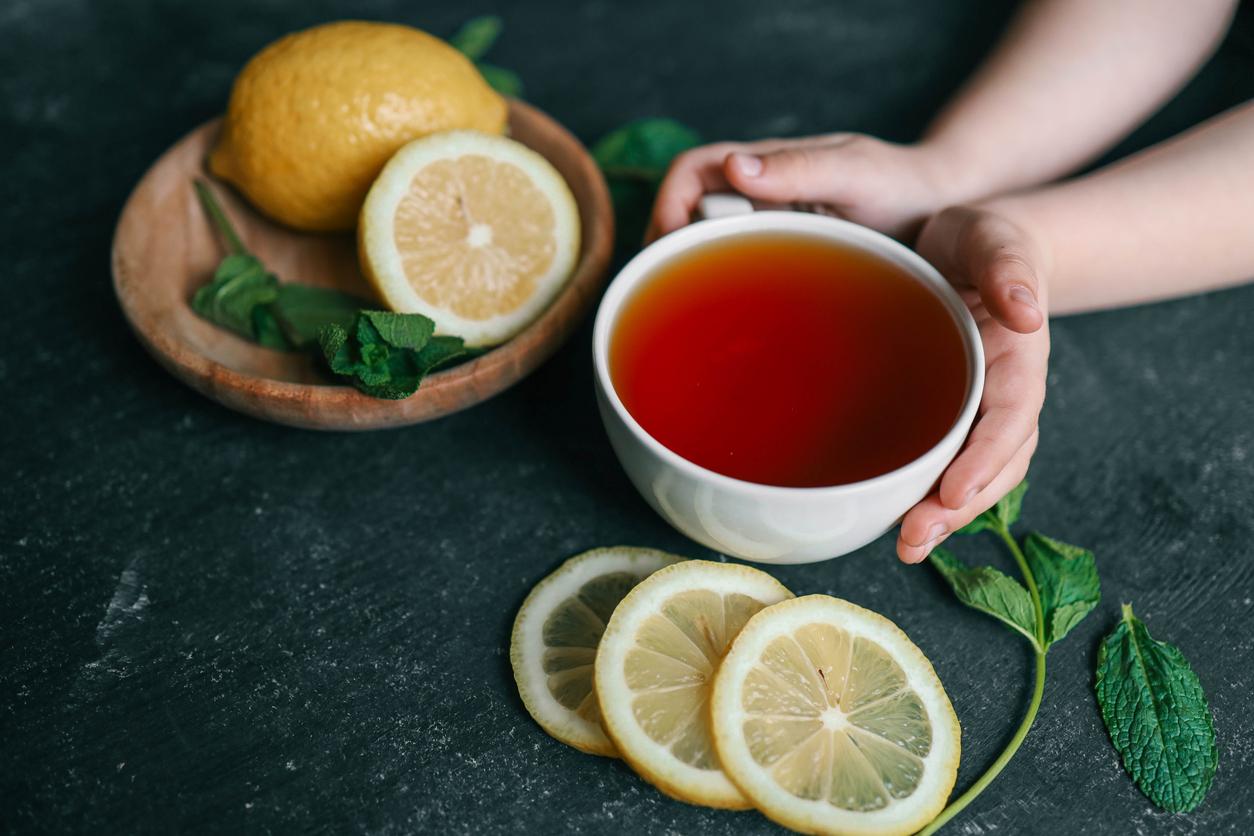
(3, 1, 1253, 833)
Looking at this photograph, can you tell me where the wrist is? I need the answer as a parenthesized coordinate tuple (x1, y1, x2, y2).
(911, 133, 997, 210)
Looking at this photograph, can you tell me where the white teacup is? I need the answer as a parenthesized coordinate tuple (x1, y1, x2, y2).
(592, 195, 985, 564)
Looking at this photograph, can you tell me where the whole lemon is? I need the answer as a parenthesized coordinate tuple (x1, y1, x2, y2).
(208, 21, 507, 232)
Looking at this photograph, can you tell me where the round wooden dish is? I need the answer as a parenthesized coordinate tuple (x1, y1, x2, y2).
(112, 100, 614, 430)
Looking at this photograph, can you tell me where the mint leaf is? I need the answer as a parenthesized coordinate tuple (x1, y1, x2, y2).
(318, 323, 354, 375)
(957, 479, 1029, 534)
(1095, 605, 1218, 812)
(477, 63, 523, 97)
(362, 310, 435, 350)
(318, 311, 451, 399)
(251, 306, 290, 350)
(929, 548, 1040, 650)
(1023, 533, 1099, 647)
(415, 335, 468, 371)
(450, 15, 502, 60)
(449, 16, 523, 97)
(592, 118, 701, 185)
(269, 285, 369, 348)
(191, 253, 285, 345)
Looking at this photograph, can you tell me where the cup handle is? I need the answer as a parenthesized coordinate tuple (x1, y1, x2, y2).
(696, 193, 756, 220)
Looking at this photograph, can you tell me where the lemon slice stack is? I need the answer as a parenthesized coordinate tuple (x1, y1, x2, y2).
(511, 553, 961, 836)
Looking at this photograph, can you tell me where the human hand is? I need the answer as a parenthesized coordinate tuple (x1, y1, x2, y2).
(896, 205, 1051, 563)
(647, 134, 955, 243)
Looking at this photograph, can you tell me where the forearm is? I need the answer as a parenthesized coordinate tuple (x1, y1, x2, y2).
(989, 101, 1254, 314)
(919, 0, 1236, 203)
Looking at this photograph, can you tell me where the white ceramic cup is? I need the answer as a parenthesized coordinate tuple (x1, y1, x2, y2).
(592, 195, 985, 564)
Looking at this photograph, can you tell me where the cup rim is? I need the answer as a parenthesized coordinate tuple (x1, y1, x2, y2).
(592, 211, 986, 497)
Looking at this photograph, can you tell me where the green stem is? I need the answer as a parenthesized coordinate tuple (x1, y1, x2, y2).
(194, 179, 247, 255)
(920, 522, 1048, 835)
(998, 525, 1047, 648)
(919, 648, 1046, 835)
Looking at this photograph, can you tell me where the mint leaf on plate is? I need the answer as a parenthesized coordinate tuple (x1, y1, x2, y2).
(929, 547, 1040, 650)
(191, 253, 286, 346)
(1023, 533, 1100, 647)
(363, 310, 436, 350)
(1095, 604, 1218, 812)
(269, 284, 369, 349)
(318, 311, 465, 400)
(415, 335, 470, 371)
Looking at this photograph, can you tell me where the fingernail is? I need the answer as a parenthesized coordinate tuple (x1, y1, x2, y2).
(962, 487, 978, 506)
(1009, 285, 1039, 310)
(911, 522, 946, 547)
(731, 153, 762, 177)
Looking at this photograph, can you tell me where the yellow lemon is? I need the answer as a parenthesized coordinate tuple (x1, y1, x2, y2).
(359, 130, 580, 346)
(209, 21, 506, 232)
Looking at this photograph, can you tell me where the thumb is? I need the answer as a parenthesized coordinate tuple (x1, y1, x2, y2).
(722, 147, 839, 205)
(919, 207, 1046, 334)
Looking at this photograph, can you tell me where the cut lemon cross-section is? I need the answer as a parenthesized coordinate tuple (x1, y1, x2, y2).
(594, 560, 793, 808)
(359, 130, 580, 346)
(711, 595, 960, 836)
(511, 547, 684, 756)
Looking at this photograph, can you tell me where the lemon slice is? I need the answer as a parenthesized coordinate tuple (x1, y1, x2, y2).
(359, 130, 580, 346)
(511, 547, 684, 756)
(711, 595, 960, 836)
(594, 560, 793, 808)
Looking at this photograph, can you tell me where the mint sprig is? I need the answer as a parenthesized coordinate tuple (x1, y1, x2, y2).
(924, 482, 1217, 829)
(1096, 604, 1218, 812)
(192, 180, 462, 400)
(921, 480, 1099, 833)
(318, 312, 466, 400)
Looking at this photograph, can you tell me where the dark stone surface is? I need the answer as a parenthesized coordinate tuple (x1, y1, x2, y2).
(3, 1, 1253, 833)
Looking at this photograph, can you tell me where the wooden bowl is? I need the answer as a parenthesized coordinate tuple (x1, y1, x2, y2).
(111, 100, 614, 430)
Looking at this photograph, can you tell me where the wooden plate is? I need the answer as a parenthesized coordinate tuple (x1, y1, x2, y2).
(111, 100, 614, 430)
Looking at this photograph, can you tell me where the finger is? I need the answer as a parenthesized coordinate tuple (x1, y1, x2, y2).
(896, 431, 1038, 564)
(647, 145, 739, 242)
(722, 146, 843, 206)
(647, 136, 846, 242)
(937, 347, 1046, 509)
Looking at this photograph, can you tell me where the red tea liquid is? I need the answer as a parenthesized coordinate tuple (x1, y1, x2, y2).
(610, 233, 969, 488)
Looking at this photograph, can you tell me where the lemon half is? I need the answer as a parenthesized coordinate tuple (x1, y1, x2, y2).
(511, 547, 685, 756)
(359, 130, 580, 347)
(594, 560, 793, 808)
(711, 595, 960, 836)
